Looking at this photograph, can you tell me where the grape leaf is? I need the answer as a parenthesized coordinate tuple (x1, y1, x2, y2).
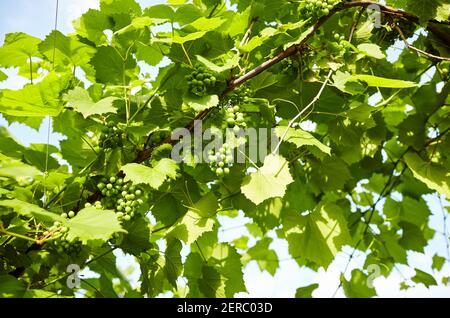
(275, 126, 331, 155)
(341, 269, 376, 298)
(66, 207, 125, 243)
(64, 87, 118, 118)
(411, 268, 437, 287)
(241, 154, 293, 205)
(121, 159, 179, 189)
(169, 193, 217, 244)
(295, 283, 319, 298)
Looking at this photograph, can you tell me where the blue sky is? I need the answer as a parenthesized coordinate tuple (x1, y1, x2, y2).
(0, 0, 449, 297)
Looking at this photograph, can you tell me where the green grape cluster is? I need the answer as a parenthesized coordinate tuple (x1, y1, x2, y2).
(302, 0, 340, 18)
(186, 66, 217, 96)
(53, 239, 82, 256)
(207, 145, 232, 177)
(329, 32, 350, 56)
(97, 176, 143, 222)
(43, 221, 68, 238)
(228, 86, 252, 105)
(99, 121, 125, 149)
(225, 104, 247, 132)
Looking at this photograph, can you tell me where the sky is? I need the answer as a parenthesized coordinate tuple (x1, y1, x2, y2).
(0, 0, 449, 298)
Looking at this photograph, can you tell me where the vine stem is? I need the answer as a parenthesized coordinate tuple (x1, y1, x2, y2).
(0, 224, 37, 243)
(272, 70, 333, 154)
(395, 25, 450, 62)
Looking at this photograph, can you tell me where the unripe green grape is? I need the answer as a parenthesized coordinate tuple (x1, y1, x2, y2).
(106, 183, 113, 190)
(121, 191, 127, 197)
(227, 107, 235, 113)
(61, 213, 68, 218)
(117, 212, 124, 218)
(68, 211, 75, 218)
(233, 105, 240, 111)
(227, 118, 235, 124)
(137, 199, 144, 205)
(117, 178, 123, 185)
(117, 205, 123, 211)
(225, 155, 233, 163)
(85, 202, 92, 207)
(135, 189, 142, 196)
(218, 161, 225, 167)
(125, 206, 132, 213)
(124, 215, 131, 221)
(216, 167, 224, 175)
(60, 226, 68, 233)
(224, 167, 230, 174)
(97, 182, 105, 190)
(233, 125, 241, 133)
(110, 176, 116, 183)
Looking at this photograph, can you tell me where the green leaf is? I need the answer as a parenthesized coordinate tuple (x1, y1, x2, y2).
(38, 30, 96, 67)
(357, 43, 386, 59)
(115, 16, 153, 35)
(0, 70, 7, 82)
(120, 216, 152, 255)
(100, 0, 142, 15)
(0, 274, 26, 297)
(244, 237, 279, 275)
(341, 269, 376, 298)
(189, 17, 225, 32)
(404, 152, 450, 198)
(0, 199, 64, 223)
(154, 31, 207, 44)
(0, 156, 41, 180)
(66, 207, 125, 243)
(73, 9, 112, 44)
(295, 283, 318, 298)
(169, 193, 217, 244)
(184, 94, 219, 112)
(0, 32, 41, 67)
(349, 74, 418, 88)
(411, 269, 437, 287)
(121, 159, 179, 189)
(196, 54, 239, 73)
(136, 42, 164, 66)
(0, 72, 69, 117)
(432, 254, 446, 271)
(241, 154, 293, 205)
(90, 46, 137, 84)
(64, 87, 118, 118)
(164, 238, 183, 287)
(287, 203, 352, 268)
(275, 126, 331, 155)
